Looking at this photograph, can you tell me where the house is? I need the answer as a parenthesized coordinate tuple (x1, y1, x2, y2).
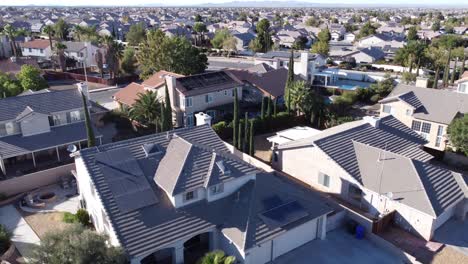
(0, 84, 103, 179)
(379, 84, 468, 151)
(73, 124, 332, 264)
(254, 51, 327, 83)
(0, 57, 40, 76)
(455, 71, 468, 94)
(165, 71, 244, 127)
(113, 70, 184, 108)
(20, 39, 53, 59)
(346, 47, 386, 64)
(62, 41, 100, 67)
(357, 34, 405, 49)
(232, 32, 256, 52)
(453, 27, 468, 35)
(272, 115, 467, 241)
(343, 32, 356, 43)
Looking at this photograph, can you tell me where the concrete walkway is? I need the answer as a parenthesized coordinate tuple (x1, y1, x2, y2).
(0, 205, 40, 262)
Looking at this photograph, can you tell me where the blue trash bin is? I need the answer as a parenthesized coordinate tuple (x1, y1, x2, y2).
(355, 225, 365, 239)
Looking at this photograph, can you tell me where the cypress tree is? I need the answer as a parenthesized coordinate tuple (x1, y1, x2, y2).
(81, 92, 96, 147)
(260, 97, 266, 119)
(233, 88, 239, 147)
(243, 112, 248, 152)
(249, 119, 255, 156)
(273, 98, 277, 117)
(164, 81, 173, 130)
(160, 102, 166, 132)
(238, 122, 243, 150)
(285, 49, 295, 112)
(450, 58, 458, 85)
(433, 66, 440, 88)
(461, 54, 466, 78)
(266, 96, 272, 118)
(443, 48, 452, 87)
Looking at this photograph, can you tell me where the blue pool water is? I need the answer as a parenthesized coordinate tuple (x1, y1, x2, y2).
(338, 84, 357, 90)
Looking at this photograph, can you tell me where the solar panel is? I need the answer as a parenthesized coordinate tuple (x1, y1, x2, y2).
(95, 148, 159, 213)
(259, 201, 309, 229)
(178, 72, 235, 91)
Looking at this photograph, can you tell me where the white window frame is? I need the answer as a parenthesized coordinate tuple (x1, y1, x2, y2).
(382, 104, 392, 114)
(318, 172, 330, 188)
(186, 114, 194, 127)
(184, 97, 193, 108)
(184, 190, 196, 202)
(435, 125, 444, 147)
(205, 93, 213, 104)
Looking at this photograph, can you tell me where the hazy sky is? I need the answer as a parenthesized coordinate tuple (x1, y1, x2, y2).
(1, 0, 465, 6)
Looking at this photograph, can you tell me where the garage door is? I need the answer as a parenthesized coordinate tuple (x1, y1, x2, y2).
(272, 217, 318, 259)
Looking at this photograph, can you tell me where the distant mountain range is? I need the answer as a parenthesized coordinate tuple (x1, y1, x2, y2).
(190, 1, 464, 8)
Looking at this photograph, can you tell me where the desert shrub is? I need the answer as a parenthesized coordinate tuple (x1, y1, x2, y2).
(76, 209, 90, 226)
(63, 212, 78, 223)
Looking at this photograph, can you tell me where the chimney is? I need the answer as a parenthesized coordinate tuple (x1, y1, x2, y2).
(299, 52, 309, 79)
(10, 56, 17, 63)
(363, 116, 381, 128)
(164, 75, 177, 108)
(195, 112, 213, 126)
(76, 82, 89, 99)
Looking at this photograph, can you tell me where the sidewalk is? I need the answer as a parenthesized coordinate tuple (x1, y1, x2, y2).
(0, 205, 40, 262)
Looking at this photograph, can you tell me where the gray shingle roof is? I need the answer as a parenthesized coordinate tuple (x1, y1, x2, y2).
(0, 88, 84, 121)
(386, 84, 468, 124)
(0, 121, 101, 158)
(79, 125, 332, 259)
(354, 141, 464, 217)
(313, 116, 432, 184)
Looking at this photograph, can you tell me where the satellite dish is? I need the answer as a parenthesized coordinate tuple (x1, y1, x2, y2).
(67, 144, 78, 153)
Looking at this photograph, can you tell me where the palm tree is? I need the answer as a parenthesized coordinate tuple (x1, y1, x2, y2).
(2, 24, 21, 57)
(55, 42, 67, 72)
(197, 250, 235, 264)
(129, 91, 162, 129)
(289, 80, 309, 116)
(102, 36, 124, 79)
(43, 25, 56, 70)
(73, 25, 84, 41)
(426, 46, 446, 88)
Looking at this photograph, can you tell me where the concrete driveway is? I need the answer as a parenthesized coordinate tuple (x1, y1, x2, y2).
(434, 218, 468, 256)
(0, 205, 40, 261)
(271, 228, 401, 264)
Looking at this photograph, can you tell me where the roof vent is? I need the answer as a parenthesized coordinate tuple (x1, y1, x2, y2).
(363, 116, 380, 128)
(142, 143, 163, 157)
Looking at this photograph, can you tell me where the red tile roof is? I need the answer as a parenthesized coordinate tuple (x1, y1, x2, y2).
(113, 82, 145, 106)
(142, 70, 184, 88)
(20, 39, 52, 49)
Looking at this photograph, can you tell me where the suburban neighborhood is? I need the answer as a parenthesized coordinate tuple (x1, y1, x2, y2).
(0, 1, 467, 264)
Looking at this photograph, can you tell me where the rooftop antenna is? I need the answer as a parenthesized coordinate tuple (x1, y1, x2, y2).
(377, 142, 388, 195)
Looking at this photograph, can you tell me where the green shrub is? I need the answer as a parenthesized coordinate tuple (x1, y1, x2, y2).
(76, 209, 90, 226)
(0, 224, 11, 254)
(63, 212, 78, 223)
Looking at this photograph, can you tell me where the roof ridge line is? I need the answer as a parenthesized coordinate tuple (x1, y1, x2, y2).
(409, 159, 437, 217)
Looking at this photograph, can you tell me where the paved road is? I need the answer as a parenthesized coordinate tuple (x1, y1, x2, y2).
(0, 205, 40, 261)
(271, 228, 401, 264)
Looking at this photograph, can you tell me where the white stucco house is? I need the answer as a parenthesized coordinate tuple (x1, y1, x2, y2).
(73, 124, 332, 264)
(272, 115, 467, 241)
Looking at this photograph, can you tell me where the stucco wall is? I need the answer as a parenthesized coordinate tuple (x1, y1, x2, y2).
(207, 174, 255, 202)
(75, 157, 120, 246)
(20, 113, 51, 136)
(380, 101, 447, 151)
(0, 163, 74, 196)
(180, 86, 242, 114)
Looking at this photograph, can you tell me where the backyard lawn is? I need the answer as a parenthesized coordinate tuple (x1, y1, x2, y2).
(21, 211, 73, 239)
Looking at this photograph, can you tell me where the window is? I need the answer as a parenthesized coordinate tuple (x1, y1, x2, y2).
(69, 110, 83, 122)
(205, 93, 213, 103)
(206, 110, 216, 119)
(318, 172, 330, 188)
(28, 48, 32, 52)
(4, 122, 19, 135)
(406, 109, 412, 116)
(39, 49, 44, 53)
(186, 114, 194, 127)
(411, 120, 421, 131)
(231, 89, 235, 97)
(210, 184, 224, 195)
(184, 191, 195, 202)
(421, 122, 431, 134)
(435, 125, 444, 147)
(224, 90, 228, 96)
(459, 83, 467, 93)
(382, 105, 392, 114)
(184, 97, 193, 107)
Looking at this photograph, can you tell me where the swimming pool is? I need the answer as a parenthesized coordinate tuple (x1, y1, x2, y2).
(337, 84, 358, 90)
